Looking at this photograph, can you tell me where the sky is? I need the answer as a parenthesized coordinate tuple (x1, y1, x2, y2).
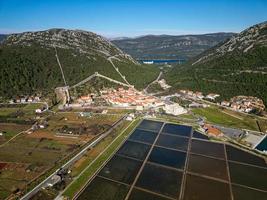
(0, 0, 267, 37)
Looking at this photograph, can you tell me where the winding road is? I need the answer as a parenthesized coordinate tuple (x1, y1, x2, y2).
(143, 71, 162, 93)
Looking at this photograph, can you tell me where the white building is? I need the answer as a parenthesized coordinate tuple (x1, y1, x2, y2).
(221, 101, 230, 107)
(163, 103, 187, 116)
(143, 61, 154, 64)
(136, 105, 144, 111)
(206, 93, 220, 100)
(35, 109, 42, 114)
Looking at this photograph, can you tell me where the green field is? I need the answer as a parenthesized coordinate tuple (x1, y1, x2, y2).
(0, 103, 46, 125)
(192, 106, 260, 131)
(0, 104, 44, 146)
(63, 118, 141, 199)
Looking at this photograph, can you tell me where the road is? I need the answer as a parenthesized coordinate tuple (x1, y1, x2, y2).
(0, 126, 34, 148)
(54, 46, 67, 86)
(70, 72, 133, 89)
(107, 55, 131, 86)
(143, 71, 162, 93)
(20, 115, 127, 200)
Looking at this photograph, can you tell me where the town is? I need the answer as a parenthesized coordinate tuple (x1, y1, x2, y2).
(0, 1, 267, 200)
(176, 89, 266, 114)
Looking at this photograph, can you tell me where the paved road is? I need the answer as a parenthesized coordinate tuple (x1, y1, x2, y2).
(20, 115, 126, 200)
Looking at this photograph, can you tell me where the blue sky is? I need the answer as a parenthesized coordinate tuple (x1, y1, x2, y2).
(0, 0, 266, 37)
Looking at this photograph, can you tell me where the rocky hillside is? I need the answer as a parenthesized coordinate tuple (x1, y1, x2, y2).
(0, 29, 159, 98)
(3, 29, 139, 63)
(112, 33, 235, 60)
(192, 21, 267, 65)
(167, 21, 267, 105)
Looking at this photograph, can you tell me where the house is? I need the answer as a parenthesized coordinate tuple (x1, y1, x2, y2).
(136, 105, 143, 111)
(39, 125, 45, 129)
(102, 110, 108, 114)
(34, 96, 40, 102)
(35, 109, 42, 114)
(230, 103, 240, 110)
(126, 115, 133, 121)
(187, 91, 194, 96)
(206, 93, 220, 100)
(195, 92, 204, 99)
(78, 95, 92, 104)
(9, 99, 14, 104)
(153, 100, 165, 107)
(20, 98, 26, 103)
(221, 101, 230, 107)
(27, 97, 33, 103)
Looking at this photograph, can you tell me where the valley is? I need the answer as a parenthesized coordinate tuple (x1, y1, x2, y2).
(0, 13, 267, 200)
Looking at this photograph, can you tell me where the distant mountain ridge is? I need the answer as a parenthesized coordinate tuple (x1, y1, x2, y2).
(0, 34, 7, 43)
(0, 29, 159, 98)
(167, 21, 267, 106)
(112, 32, 235, 60)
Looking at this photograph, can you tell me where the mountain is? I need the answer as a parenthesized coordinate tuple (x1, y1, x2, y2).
(0, 29, 159, 98)
(111, 33, 235, 60)
(0, 34, 8, 43)
(166, 21, 267, 105)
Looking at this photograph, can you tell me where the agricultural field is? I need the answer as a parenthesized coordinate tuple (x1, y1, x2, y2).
(0, 103, 46, 121)
(44, 112, 122, 138)
(0, 123, 31, 145)
(0, 103, 49, 145)
(0, 107, 122, 200)
(191, 106, 267, 132)
(220, 108, 267, 132)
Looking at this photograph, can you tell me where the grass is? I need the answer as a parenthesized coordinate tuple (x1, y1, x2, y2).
(257, 119, 267, 133)
(0, 189, 9, 200)
(179, 113, 198, 120)
(0, 103, 44, 123)
(154, 114, 198, 128)
(0, 123, 31, 145)
(192, 106, 259, 131)
(63, 118, 141, 199)
(0, 108, 18, 116)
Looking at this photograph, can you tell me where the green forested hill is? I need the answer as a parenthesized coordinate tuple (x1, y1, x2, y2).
(0, 29, 159, 98)
(166, 22, 267, 105)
